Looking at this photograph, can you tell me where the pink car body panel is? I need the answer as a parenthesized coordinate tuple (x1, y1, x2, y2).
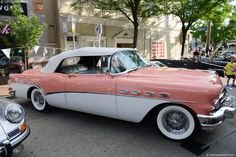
(10, 66, 223, 116)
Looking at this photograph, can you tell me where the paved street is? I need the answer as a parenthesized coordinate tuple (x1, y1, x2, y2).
(1, 77, 235, 157)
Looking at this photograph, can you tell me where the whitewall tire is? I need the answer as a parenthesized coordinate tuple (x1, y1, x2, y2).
(30, 88, 50, 111)
(156, 105, 195, 140)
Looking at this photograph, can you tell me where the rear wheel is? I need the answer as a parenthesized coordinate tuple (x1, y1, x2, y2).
(30, 88, 50, 112)
(156, 105, 195, 140)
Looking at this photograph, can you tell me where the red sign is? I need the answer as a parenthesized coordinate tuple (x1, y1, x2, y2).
(152, 42, 158, 59)
(0, 24, 10, 35)
(151, 41, 165, 59)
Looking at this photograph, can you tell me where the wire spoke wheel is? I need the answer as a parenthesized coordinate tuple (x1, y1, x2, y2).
(31, 88, 49, 111)
(156, 105, 195, 140)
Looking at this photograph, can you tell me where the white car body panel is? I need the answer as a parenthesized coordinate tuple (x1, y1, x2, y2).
(117, 96, 168, 122)
(65, 93, 118, 119)
(10, 83, 33, 99)
(45, 93, 67, 109)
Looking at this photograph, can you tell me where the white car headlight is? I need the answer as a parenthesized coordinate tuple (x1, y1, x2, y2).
(5, 104, 24, 123)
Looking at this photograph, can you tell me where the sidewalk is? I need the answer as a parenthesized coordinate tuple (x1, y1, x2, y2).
(0, 85, 10, 97)
(0, 77, 228, 97)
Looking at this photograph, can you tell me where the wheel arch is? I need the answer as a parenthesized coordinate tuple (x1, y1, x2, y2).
(142, 102, 200, 127)
(27, 85, 45, 99)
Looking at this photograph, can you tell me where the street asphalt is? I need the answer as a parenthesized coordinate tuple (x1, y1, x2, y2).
(0, 77, 235, 157)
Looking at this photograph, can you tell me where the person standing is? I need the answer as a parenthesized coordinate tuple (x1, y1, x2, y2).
(224, 57, 236, 86)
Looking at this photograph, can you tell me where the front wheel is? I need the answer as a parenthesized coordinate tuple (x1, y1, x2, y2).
(30, 88, 50, 112)
(156, 105, 196, 140)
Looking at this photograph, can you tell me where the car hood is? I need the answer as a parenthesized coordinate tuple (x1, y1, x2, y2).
(127, 67, 222, 85)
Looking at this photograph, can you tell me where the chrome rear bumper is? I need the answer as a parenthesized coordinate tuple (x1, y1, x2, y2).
(197, 96, 236, 128)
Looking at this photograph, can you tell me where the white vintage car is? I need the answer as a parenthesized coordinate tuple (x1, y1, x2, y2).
(9, 47, 236, 140)
(0, 97, 30, 157)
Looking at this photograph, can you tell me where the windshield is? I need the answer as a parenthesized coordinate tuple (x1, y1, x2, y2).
(110, 50, 149, 73)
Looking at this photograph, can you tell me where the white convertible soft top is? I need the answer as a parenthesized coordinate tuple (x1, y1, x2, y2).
(42, 47, 135, 73)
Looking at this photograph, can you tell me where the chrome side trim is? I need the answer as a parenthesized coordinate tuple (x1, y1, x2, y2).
(119, 90, 129, 94)
(158, 93, 170, 98)
(144, 91, 154, 97)
(131, 91, 140, 95)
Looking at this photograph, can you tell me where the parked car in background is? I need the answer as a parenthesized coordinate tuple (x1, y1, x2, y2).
(9, 47, 236, 140)
(0, 97, 30, 157)
(0, 57, 22, 76)
(151, 59, 225, 77)
(149, 60, 167, 67)
(214, 51, 236, 62)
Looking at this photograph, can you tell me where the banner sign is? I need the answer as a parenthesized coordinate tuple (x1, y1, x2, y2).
(0, 3, 28, 16)
(71, 17, 76, 33)
(1, 48, 11, 58)
(151, 41, 165, 59)
(0, 24, 10, 35)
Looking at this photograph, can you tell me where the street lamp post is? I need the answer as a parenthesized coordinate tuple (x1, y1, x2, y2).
(205, 20, 211, 55)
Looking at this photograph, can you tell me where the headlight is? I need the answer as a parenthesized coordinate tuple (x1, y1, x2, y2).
(5, 104, 24, 123)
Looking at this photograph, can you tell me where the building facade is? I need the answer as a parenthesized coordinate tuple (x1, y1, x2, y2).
(1, 0, 191, 63)
(55, 0, 189, 59)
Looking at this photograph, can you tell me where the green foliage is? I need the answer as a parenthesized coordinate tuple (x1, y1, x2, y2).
(161, 0, 227, 56)
(191, 4, 236, 48)
(7, 1, 46, 56)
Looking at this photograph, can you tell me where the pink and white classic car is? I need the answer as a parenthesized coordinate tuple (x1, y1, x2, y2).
(9, 47, 236, 140)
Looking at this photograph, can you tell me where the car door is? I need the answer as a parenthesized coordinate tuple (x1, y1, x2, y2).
(64, 56, 118, 119)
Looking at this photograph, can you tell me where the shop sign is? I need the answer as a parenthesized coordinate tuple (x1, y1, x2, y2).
(0, 3, 28, 16)
(0, 24, 10, 35)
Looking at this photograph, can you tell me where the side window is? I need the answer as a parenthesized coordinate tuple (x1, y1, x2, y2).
(57, 57, 88, 74)
(110, 53, 126, 74)
(57, 56, 109, 74)
(61, 57, 80, 66)
(99, 56, 109, 73)
(78, 56, 109, 74)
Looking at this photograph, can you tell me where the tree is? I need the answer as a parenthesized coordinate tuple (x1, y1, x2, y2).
(191, 4, 236, 56)
(161, 0, 227, 57)
(71, 0, 162, 48)
(7, 0, 46, 69)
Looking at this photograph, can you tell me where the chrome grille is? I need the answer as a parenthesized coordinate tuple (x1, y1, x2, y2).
(218, 87, 228, 103)
(214, 87, 228, 110)
(7, 128, 20, 140)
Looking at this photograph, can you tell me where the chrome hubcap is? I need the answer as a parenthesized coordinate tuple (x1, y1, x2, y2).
(33, 91, 45, 107)
(162, 110, 189, 135)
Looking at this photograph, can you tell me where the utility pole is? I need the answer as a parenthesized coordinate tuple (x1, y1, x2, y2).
(205, 20, 211, 56)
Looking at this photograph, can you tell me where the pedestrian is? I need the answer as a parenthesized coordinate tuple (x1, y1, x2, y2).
(224, 56, 236, 86)
(193, 49, 200, 62)
(200, 53, 207, 62)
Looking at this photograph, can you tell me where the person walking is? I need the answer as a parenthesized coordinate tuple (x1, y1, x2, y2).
(224, 56, 236, 86)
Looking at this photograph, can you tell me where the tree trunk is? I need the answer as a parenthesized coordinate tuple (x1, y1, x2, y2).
(133, 22, 139, 48)
(181, 26, 187, 57)
(209, 44, 221, 61)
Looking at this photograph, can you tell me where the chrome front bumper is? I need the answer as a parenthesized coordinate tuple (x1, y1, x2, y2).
(197, 96, 236, 128)
(8, 87, 15, 97)
(0, 127, 30, 157)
